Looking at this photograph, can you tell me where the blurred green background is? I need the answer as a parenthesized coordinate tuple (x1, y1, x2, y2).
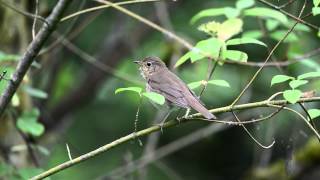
(0, 0, 320, 179)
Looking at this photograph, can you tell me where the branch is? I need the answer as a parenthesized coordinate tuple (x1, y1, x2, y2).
(0, 0, 72, 116)
(31, 96, 320, 180)
(257, 0, 319, 30)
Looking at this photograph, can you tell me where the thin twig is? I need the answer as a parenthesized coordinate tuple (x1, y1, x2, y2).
(231, 111, 275, 149)
(0, 0, 72, 116)
(298, 103, 319, 141)
(30, 96, 320, 180)
(0, 0, 49, 26)
(267, 104, 320, 139)
(61, 0, 158, 22)
(230, 0, 306, 107)
(257, 0, 318, 30)
(32, 0, 39, 39)
(95, 0, 194, 50)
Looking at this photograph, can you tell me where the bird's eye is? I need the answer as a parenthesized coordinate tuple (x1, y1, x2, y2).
(146, 62, 152, 66)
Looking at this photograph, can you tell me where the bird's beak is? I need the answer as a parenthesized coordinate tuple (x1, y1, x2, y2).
(133, 60, 140, 64)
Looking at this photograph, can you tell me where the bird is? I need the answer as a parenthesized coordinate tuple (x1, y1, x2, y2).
(134, 56, 216, 120)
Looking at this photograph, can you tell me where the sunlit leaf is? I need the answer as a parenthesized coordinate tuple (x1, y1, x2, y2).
(208, 80, 230, 87)
(236, 0, 255, 10)
(308, 109, 320, 120)
(142, 92, 165, 105)
(16, 108, 44, 137)
(115, 87, 142, 94)
(188, 81, 202, 89)
(283, 89, 302, 104)
(297, 71, 320, 79)
(226, 37, 267, 47)
(244, 7, 288, 24)
(312, 7, 320, 16)
(225, 50, 248, 62)
(271, 75, 294, 86)
(190, 7, 237, 24)
(289, 79, 308, 89)
(23, 86, 48, 99)
(314, 0, 320, 7)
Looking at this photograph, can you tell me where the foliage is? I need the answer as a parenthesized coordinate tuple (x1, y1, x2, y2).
(271, 72, 320, 104)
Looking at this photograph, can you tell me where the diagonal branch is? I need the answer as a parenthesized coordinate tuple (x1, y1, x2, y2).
(0, 0, 72, 117)
(31, 96, 320, 180)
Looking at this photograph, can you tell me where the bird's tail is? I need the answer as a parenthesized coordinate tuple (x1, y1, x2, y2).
(188, 97, 216, 120)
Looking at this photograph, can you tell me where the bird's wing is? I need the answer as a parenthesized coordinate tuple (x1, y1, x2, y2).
(147, 73, 189, 108)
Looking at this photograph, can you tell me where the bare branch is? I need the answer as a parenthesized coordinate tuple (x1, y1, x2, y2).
(0, 0, 72, 116)
(31, 96, 320, 180)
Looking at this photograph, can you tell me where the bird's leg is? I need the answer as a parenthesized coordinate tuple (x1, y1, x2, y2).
(158, 110, 171, 133)
(184, 108, 190, 119)
(176, 108, 190, 123)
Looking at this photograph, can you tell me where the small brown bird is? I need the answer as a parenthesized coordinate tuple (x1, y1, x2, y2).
(134, 56, 216, 120)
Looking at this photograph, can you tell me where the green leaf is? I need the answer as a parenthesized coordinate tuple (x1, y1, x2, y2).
(289, 79, 308, 89)
(23, 86, 48, 99)
(190, 7, 237, 24)
(175, 38, 223, 67)
(224, 7, 240, 19)
(193, 38, 223, 62)
(226, 37, 267, 47)
(271, 75, 294, 86)
(175, 52, 192, 67)
(16, 108, 44, 137)
(270, 31, 298, 42)
(297, 71, 320, 79)
(188, 81, 202, 89)
(314, 0, 320, 7)
(266, 19, 280, 31)
(18, 168, 48, 180)
(225, 50, 248, 62)
(236, 0, 255, 10)
(115, 87, 142, 94)
(312, 7, 320, 16)
(308, 109, 320, 120)
(208, 80, 230, 87)
(242, 30, 263, 39)
(198, 18, 243, 40)
(283, 89, 302, 104)
(142, 92, 165, 105)
(244, 7, 288, 24)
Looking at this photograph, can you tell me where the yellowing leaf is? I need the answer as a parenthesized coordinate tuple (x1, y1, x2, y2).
(198, 18, 243, 41)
